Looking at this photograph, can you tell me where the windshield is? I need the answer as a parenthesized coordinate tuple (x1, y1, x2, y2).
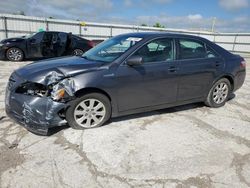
(82, 35, 143, 63)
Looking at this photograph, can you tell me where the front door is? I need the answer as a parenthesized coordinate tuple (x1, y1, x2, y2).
(115, 38, 180, 112)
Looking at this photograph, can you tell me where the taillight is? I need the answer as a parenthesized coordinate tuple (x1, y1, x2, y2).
(88, 41, 94, 48)
(240, 60, 246, 68)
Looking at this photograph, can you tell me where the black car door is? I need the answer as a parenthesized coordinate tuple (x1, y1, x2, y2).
(115, 38, 179, 112)
(55, 32, 67, 56)
(176, 38, 224, 101)
(27, 32, 44, 58)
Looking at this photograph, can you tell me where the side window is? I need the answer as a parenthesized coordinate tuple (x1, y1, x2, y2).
(134, 38, 174, 63)
(206, 45, 218, 58)
(179, 39, 206, 59)
(31, 32, 44, 42)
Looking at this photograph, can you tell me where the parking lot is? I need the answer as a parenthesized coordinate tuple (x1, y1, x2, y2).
(0, 58, 250, 187)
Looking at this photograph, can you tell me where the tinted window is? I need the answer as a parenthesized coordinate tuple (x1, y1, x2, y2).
(30, 32, 44, 41)
(134, 38, 174, 63)
(179, 39, 206, 59)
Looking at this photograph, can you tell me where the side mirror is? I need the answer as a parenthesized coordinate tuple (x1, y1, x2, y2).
(127, 55, 143, 66)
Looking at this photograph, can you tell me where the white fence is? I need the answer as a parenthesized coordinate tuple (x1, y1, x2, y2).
(0, 14, 250, 55)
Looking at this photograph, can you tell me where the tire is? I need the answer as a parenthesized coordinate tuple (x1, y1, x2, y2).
(72, 49, 84, 56)
(66, 93, 111, 129)
(205, 78, 231, 108)
(6, 47, 24, 61)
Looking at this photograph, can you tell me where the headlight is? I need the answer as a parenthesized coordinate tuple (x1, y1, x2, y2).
(0, 43, 4, 47)
(51, 78, 76, 101)
(51, 88, 66, 101)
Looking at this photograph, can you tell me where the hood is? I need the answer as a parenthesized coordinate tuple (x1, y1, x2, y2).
(1, 37, 25, 43)
(15, 56, 105, 85)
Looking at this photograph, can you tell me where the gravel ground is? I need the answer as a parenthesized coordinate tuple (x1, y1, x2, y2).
(0, 57, 250, 188)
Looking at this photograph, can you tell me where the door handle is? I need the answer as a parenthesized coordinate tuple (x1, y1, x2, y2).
(168, 66, 178, 72)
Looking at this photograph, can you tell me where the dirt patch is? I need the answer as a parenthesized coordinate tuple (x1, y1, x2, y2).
(0, 143, 25, 183)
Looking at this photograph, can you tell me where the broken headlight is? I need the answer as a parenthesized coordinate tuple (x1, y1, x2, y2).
(16, 82, 48, 97)
(15, 78, 76, 102)
(50, 78, 75, 101)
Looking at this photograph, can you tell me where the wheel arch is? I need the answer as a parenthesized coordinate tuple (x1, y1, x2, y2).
(74, 87, 112, 102)
(217, 74, 234, 91)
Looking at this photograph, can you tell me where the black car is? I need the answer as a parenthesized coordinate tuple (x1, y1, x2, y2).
(5, 32, 246, 135)
(0, 31, 94, 61)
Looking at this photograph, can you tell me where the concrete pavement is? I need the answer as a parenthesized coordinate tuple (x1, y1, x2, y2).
(0, 58, 250, 188)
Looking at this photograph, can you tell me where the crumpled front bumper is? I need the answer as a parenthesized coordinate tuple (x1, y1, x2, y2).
(5, 72, 68, 135)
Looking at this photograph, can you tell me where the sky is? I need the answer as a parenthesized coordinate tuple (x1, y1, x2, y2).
(0, 0, 249, 32)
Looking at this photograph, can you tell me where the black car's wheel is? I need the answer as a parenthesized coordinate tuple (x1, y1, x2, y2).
(205, 78, 231, 108)
(72, 49, 84, 56)
(66, 93, 111, 129)
(6, 47, 24, 61)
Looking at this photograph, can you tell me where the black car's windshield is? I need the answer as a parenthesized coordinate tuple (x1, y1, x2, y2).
(82, 35, 143, 63)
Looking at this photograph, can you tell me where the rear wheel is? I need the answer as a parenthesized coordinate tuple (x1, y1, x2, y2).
(72, 49, 84, 56)
(66, 93, 111, 129)
(205, 78, 231, 108)
(6, 47, 24, 61)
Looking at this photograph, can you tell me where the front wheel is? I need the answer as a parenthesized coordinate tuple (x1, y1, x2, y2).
(66, 93, 111, 129)
(205, 78, 231, 108)
(6, 47, 24, 61)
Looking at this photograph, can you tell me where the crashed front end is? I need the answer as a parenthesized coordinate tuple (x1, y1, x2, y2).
(5, 71, 76, 135)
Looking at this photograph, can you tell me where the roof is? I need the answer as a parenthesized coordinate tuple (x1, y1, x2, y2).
(118, 32, 207, 41)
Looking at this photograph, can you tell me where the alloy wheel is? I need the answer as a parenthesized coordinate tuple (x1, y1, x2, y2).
(74, 99, 106, 128)
(7, 48, 23, 61)
(212, 82, 229, 104)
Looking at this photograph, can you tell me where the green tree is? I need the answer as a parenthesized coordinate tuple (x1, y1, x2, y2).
(141, 23, 147, 26)
(153, 22, 165, 28)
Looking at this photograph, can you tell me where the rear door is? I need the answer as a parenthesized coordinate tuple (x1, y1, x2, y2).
(176, 38, 224, 101)
(115, 38, 180, 112)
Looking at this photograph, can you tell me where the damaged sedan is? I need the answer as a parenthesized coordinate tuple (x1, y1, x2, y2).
(5, 32, 246, 135)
